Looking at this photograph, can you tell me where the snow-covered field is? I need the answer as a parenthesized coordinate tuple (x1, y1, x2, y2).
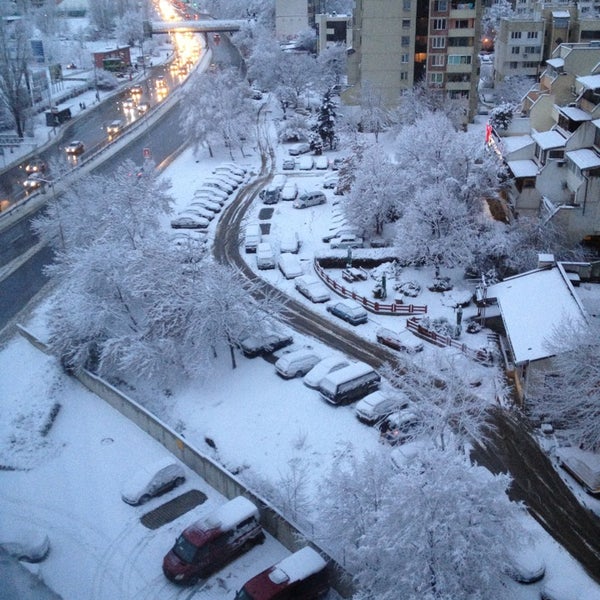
(2, 96, 600, 599)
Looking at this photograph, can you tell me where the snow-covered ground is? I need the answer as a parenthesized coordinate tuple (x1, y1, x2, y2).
(2, 77, 600, 600)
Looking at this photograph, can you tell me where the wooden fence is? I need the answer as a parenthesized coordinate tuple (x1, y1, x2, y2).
(314, 260, 427, 316)
(406, 317, 493, 365)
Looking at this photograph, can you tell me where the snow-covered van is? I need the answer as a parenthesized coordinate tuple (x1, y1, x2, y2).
(162, 496, 265, 584)
(245, 223, 262, 253)
(234, 546, 329, 600)
(318, 362, 380, 406)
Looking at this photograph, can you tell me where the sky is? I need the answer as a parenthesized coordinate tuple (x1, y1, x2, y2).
(2, 9, 600, 600)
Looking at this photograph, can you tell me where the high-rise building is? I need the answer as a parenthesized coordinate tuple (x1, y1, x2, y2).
(346, 0, 482, 121)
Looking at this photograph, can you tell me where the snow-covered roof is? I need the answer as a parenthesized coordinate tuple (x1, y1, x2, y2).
(558, 105, 592, 122)
(552, 10, 570, 17)
(532, 130, 566, 150)
(487, 264, 587, 364)
(567, 148, 600, 170)
(577, 74, 600, 90)
(546, 58, 564, 69)
(501, 135, 534, 154)
(205, 496, 258, 531)
(508, 159, 538, 178)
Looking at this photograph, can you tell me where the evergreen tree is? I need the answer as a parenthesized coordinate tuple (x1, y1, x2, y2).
(315, 88, 336, 150)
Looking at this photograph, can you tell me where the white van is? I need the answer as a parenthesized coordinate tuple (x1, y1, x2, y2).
(293, 191, 326, 209)
(318, 362, 381, 406)
(244, 223, 262, 253)
(275, 349, 321, 379)
(256, 242, 276, 269)
(278, 254, 303, 279)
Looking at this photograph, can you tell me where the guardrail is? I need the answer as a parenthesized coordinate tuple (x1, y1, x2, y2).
(16, 324, 354, 598)
(406, 317, 493, 364)
(314, 259, 428, 315)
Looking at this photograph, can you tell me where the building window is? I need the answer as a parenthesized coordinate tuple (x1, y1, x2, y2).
(400, 71, 408, 81)
(527, 31, 539, 38)
(524, 46, 538, 54)
(401, 36, 410, 46)
(431, 37, 446, 49)
(447, 54, 472, 65)
(403, 0, 411, 10)
(449, 90, 470, 99)
(430, 54, 445, 67)
(509, 61, 518, 69)
(510, 31, 522, 39)
(449, 36, 473, 47)
(511, 46, 521, 54)
(401, 53, 409, 63)
(433, 18, 447, 30)
(402, 19, 411, 28)
(454, 19, 470, 28)
(430, 72, 444, 85)
(434, 0, 448, 10)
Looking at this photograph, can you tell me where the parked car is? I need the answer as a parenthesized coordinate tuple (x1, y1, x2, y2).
(275, 348, 321, 379)
(330, 234, 364, 250)
(326, 299, 368, 325)
(303, 355, 350, 388)
(314, 156, 329, 170)
(244, 223, 262, 253)
(282, 158, 296, 170)
(195, 186, 228, 201)
(184, 206, 214, 220)
(331, 157, 344, 170)
(65, 140, 84, 155)
(322, 174, 338, 189)
(298, 156, 314, 170)
(280, 181, 298, 201)
(256, 242, 276, 270)
(234, 546, 329, 600)
(203, 177, 234, 193)
(0, 526, 50, 562)
(120, 457, 186, 505)
(322, 227, 360, 243)
(239, 332, 293, 358)
(214, 167, 244, 183)
(318, 362, 380, 406)
(293, 191, 326, 209)
(279, 231, 300, 254)
(192, 198, 222, 212)
(219, 162, 247, 176)
(278, 253, 303, 279)
(24, 158, 46, 174)
(295, 275, 331, 303)
(171, 216, 210, 229)
(355, 390, 407, 425)
(211, 173, 239, 189)
(376, 328, 424, 353)
(163, 496, 265, 584)
(288, 142, 310, 156)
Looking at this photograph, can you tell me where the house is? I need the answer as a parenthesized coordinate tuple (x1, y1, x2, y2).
(482, 256, 599, 403)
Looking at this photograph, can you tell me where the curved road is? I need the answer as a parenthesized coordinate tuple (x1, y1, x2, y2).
(214, 106, 600, 585)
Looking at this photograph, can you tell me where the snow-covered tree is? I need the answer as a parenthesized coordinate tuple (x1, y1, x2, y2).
(181, 68, 256, 158)
(359, 80, 391, 142)
(334, 139, 367, 195)
(482, 0, 515, 39)
(489, 102, 515, 132)
(529, 319, 600, 451)
(245, 26, 283, 90)
(275, 52, 319, 110)
(494, 75, 535, 105)
(315, 88, 336, 149)
(317, 43, 347, 91)
(344, 146, 401, 235)
(277, 113, 312, 142)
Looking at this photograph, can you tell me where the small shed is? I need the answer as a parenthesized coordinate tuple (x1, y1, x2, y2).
(93, 46, 131, 71)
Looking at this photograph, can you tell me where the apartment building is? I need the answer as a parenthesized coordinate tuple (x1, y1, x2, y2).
(346, 0, 482, 120)
(275, 0, 317, 39)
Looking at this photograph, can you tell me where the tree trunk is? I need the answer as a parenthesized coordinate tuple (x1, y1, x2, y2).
(229, 342, 237, 369)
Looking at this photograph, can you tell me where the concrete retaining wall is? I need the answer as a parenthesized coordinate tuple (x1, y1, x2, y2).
(16, 325, 354, 597)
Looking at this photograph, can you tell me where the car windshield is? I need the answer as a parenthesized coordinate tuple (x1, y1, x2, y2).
(348, 306, 364, 317)
(234, 590, 253, 600)
(173, 534, 201, 564)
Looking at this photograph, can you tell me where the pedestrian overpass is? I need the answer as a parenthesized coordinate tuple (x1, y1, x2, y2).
(147, 19, 246, 35)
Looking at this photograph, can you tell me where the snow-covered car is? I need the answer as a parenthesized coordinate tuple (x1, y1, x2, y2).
(279, 231, 300, 254)
(239, 332, 294, 358)
(288, 142, 310, 156)
(219, 162, 247, 176)
(0, 526, 50, 562)
(203, 178, 234, 194)
(182, 207, 214, 221)
(355, 390, 406, 425)
(280, 182, 298, 201)
(326, 299, 368, 325)
(298, 156, 314, 170)
(303, 355, 350, 388)
(195, 187, 228, 201)
(503, 546, 546, 584)
(23, 173, 45, 191)
(65, 140, 84, 155)
(192, 198, 222, 212)
(275, 348, 321, 379)
(329, 234, 364, 250)
(322, 174, 338, 189)
(331, 157, 344, 170)
(171, 216, 210, 229)
(376, 327, 424, 353)
(295, 275, 331, 303)
(213, 167, 244, 184)
(282, 158, 296, 170)
(106, 119, 123, 137)
(314, 156, 329, 170)
(322, 227, 360, 243)
(378, 409, 419, 446)
(121, 457, 186, 505)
